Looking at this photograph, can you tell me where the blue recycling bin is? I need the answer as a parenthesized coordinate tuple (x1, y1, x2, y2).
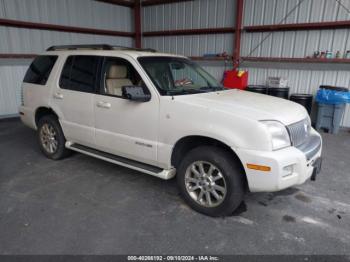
(315, 88, 350, 134)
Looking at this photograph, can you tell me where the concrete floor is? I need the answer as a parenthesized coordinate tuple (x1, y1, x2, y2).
(0, 119, 349, 255)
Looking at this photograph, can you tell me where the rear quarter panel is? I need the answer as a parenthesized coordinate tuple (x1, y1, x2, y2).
(20, 55, 62, 129)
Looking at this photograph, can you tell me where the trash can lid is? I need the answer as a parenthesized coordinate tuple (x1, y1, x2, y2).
(290, 93, 313, 98)
(319, 85, 348, 92)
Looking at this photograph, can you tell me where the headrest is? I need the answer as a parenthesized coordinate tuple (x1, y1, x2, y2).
(107, 65, 127, 79)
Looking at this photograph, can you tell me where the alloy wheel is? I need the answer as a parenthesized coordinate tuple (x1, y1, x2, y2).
(40, 123, 58, 154)
(184, 161, 227, 207)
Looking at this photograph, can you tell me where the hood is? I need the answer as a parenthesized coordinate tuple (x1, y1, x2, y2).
(174, 89, 308, 125)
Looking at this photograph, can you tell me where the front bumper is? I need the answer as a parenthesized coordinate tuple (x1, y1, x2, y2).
(235, 130, 322, 192)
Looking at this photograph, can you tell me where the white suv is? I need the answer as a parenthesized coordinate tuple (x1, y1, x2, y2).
(20, 45, 322, 217)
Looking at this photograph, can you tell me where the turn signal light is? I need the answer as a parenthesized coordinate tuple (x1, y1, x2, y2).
(246, 164, 271, 172)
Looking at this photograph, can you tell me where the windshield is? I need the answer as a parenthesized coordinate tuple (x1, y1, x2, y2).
(138, 57, 225, 96)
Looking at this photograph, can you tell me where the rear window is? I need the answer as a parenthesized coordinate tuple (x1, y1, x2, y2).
(23, 55, 58, 85)
(59, 55, 100, 93)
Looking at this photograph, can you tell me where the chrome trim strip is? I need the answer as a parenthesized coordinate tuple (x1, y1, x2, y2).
(296, 135, 322, 160)
(66, 142, 176, 180)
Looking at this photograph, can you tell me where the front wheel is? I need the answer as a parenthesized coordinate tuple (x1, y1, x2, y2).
(177, 146, 245, 217)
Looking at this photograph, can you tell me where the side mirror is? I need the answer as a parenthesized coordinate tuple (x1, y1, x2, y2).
(122, 86, 151, 102)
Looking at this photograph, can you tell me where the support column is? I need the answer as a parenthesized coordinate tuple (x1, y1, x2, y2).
(134, 0, 142, 48)
(233, 0, 244, 69)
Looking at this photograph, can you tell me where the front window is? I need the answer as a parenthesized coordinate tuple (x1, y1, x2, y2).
(101, 57, 148, 97)
(138, 57, 225, 96)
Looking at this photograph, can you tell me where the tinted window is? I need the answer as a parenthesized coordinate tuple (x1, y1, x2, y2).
(59, 56, 100, 93)
(23, 56, 58, 85)
(59, 56, 73, 89)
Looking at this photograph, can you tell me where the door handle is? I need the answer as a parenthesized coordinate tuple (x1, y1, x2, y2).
(53, 92, 63, 99)
(97, 101, 111, 109)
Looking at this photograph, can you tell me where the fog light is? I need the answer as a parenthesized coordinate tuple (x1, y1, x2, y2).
(282, 165, 294, 177)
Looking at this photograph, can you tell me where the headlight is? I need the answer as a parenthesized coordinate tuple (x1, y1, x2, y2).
(261, 120, 291, 150)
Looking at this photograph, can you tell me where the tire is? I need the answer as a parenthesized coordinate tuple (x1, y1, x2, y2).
(37, 115, 71, 160)
(177, 146, 245, 217)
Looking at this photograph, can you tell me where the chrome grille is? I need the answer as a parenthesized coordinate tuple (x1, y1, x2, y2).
(287, 118, 311, 147)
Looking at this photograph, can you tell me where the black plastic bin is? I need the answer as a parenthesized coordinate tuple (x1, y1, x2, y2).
(290, 93, 313, 115)
(268, 87, 290, 99)
(246, 85, 268, 94)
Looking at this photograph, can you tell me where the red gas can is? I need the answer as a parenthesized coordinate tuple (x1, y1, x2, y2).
(223, 70, 248, 90)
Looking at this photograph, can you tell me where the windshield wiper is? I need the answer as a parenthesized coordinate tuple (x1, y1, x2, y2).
(199, 86, 226, 92)
(166, 89, 205, 95)
(166, 86, 226, 96)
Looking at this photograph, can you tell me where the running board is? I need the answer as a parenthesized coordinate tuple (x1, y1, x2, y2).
(66, 142, 176, 180)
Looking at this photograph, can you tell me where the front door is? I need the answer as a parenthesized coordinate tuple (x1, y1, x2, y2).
(94, 56, 159, 166)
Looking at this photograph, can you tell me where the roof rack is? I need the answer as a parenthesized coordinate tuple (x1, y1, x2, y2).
(113, 45, 157, 52)
(46, 44, 113, 51)
(46, 44, 157, 52)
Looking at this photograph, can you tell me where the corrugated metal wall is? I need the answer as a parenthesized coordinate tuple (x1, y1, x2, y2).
(241, 29, 350, 58)
(142, 0, 235, 55)
(243, 0, 350, 25)
(0, 28, 133, 54)
(0, 63, 28, 116)
(143, 0, 235, 31)
(142, 0, 350, 127)
(242, 0, 350, 58)
(0, 0, 132, 31)
(0, 0, 133, 117)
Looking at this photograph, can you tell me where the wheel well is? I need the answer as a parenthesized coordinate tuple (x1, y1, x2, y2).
(171, 136, 248, 190)
(35, 107, 58, 126)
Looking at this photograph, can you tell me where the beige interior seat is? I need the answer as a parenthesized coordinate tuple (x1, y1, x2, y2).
(106, 65, 132, 96)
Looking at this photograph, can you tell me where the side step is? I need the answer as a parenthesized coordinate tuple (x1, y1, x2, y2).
(66, 142, 176, 180)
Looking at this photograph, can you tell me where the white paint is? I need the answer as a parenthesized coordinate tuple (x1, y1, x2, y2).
(282, 232, 305, 244)
(232, 216, 255, 225)
(301, 216, 326, 226)
(20, 49, 323, 194)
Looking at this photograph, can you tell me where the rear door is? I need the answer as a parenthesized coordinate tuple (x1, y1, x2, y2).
(50, 55, 102, 147)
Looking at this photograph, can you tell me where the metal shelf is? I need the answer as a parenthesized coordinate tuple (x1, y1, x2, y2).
(241, 57, 350, 64)
(244, 20, 350, 32)
(0, 18, 135, 37)
(0, 54, 37, 59)
(190, 56, 232, 61)
(143, 28, 235, 37)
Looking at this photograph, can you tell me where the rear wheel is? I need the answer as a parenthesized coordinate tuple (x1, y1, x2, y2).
(177, 146, 245, 217)
(37, 115, 71, 160)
